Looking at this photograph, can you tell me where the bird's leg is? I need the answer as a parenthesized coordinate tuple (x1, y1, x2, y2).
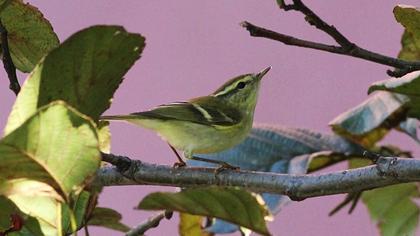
(168, 144, 186, 167)
(186, 155, 240, 171)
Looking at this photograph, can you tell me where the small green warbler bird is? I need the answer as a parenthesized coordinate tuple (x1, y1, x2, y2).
(101, 66, 271, 167)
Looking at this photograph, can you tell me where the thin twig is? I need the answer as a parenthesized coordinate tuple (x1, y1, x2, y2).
(241, 0, 420, 77)
(0, 19, 20, 95)
(96, 153, 420, 201)
(125, 211, 172, 236)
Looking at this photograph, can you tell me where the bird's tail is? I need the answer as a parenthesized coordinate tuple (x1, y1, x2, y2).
(100, 113, 159, 129)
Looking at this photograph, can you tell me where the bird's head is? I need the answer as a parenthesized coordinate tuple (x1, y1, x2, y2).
(212, 66, 271, 112)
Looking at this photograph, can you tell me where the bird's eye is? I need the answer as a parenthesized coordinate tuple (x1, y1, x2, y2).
(236, 82, 246, 89)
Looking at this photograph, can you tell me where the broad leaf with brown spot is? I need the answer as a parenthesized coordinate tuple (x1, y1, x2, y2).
(0, 0, 59, 72)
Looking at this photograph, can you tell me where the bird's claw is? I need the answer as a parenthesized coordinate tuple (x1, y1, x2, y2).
(215, 163, 240, 174)
(173, 161, 187, 168)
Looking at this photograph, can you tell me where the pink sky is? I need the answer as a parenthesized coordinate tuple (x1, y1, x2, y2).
(1, 1, 419, 235)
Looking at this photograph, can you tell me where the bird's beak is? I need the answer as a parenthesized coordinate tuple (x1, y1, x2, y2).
(256, 66, 271, 80)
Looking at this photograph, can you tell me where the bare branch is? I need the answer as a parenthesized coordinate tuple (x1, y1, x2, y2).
(97, 153, 420, 201)
(243, 0, 420, 77)
(125, 211, 173, 236)
(0, 19, 20, 95)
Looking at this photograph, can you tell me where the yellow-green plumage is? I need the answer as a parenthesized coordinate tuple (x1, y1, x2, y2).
(101, 67, 270, 162)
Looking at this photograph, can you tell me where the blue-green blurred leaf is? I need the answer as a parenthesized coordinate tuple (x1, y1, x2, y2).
(397, 118, 420, 143)
(329, 91, 409, 147)
(190, 124, 364, 234)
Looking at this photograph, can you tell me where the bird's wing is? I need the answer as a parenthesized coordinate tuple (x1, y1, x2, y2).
(132, 97, 241, 126)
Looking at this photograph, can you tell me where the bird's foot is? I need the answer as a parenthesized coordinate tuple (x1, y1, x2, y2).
(173, 161, 187, 168)
(215, 162, 240, 174)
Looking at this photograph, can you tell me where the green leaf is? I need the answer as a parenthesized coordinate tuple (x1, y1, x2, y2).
(87, 207, 130, 232)
(368, 72, 420, 96)
(0, 101, 100, 199)
(61, 191, 91, 234)
(398, 30, 420, 61)
(368, 72, 420, 119)
(394, 5, 420, 38)
(362, 183, 420, 236)
(329, 91, 409, 147)
(138, 187, 271, 236)
(394, 5, 420, 66)
(179, 213, 212, 236)
(0, 0, 59, 72)
(5, 25, 145, 135)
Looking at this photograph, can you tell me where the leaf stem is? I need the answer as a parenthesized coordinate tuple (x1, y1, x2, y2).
(125, 211, 172, 236)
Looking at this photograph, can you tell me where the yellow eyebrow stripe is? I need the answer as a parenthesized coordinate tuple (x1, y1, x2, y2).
(213, 76, 253, 97)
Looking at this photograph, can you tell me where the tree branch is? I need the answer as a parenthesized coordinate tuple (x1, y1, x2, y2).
(0, 19, 20, 95)
(125, 211, 173, 236)
(97, 153, 420, 201)
(241, 0, 420, 77)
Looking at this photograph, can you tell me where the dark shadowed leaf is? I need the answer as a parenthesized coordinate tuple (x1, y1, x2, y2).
(329, 91, 409, 147)
(87, 207, 130, 232)
(138, 187, 271, 236)
(368, 72, 420, 119)
(0, 101, 100, 199)
(276, 0, 285, 7)
(190, 124, 364, 234)
(179, 213, 212, 236)
(0, 0, 59, 72)
(5, 25, 145, 135)
(363, 183, 419, 236)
